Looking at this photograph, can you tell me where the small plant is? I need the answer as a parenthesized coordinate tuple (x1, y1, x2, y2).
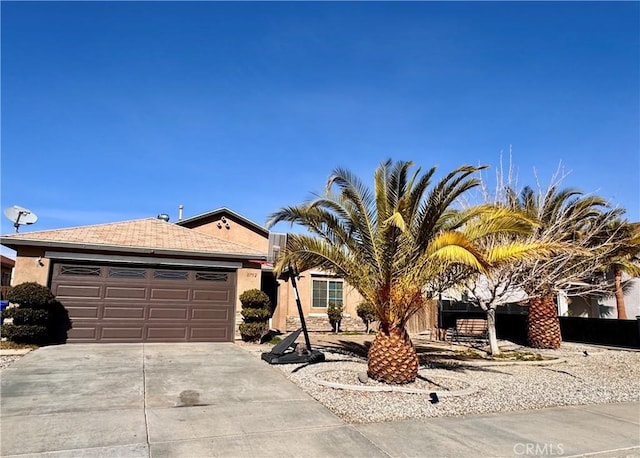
(493, 351, 545, 361)
(268, 336, 282, 345)
(327, 301, 343, 333)
(238, 289, 271, 342)
(1, 282, 71, 345)
(356, 302, 377, 334)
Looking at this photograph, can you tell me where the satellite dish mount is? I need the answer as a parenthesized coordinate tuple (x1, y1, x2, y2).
(4, 205, 38, 233)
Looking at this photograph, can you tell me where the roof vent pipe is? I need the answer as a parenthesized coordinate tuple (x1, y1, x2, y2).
(157, 214, 170, 222)
(178, 204, 184, 221)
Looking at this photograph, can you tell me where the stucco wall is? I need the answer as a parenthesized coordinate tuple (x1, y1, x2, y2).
(274, 270, 365, 332)
(184, 214, 268, 252)
(12, 247, 49, 286)
(234, 263, 263, 338)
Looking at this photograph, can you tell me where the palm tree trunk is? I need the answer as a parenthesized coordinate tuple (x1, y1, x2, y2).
(614, 267, 628, 319)
(367, 326, 418, 384)
(527, 294, 562, 349)
(486, 307, 500, 355)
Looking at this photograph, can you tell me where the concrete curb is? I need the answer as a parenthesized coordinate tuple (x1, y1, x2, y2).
(451, 357, 567, 367)
(0, 349, 32, 356)
(314, 370, 478, 397)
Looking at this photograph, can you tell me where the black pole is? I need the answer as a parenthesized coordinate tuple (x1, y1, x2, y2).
(288, 265, 313, 351)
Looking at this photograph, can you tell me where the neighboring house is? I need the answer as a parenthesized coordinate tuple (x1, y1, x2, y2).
(0, 216, 266, 343)
(1, 255, 14, 287)
(1, 255, 15, 299)
(564, 277, 640, 319)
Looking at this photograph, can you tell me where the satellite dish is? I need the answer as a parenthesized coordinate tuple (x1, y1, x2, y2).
(4, 205, 38, 233)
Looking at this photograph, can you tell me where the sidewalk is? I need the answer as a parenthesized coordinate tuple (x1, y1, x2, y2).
(354, 402, 640, 458)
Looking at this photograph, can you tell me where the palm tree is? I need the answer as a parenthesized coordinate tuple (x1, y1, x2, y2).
(506, 185, 621, 349)
(268, 160, 539, 383)
(598, 221, 640, 319)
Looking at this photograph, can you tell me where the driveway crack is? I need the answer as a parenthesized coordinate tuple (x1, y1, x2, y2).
(142, 344, 151, 456)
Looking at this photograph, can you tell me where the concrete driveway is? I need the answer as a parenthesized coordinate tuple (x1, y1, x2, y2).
(1, 344, 639, 457)
(1, 343, 386, 457)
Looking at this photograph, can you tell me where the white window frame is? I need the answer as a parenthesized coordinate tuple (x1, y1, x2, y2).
(311, 276, 344, 309)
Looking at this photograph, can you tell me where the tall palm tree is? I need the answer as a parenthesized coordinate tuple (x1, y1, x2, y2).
(268, 160, 539, 383)
(598, 221, 640, 319)
(506, 185, 621, 349)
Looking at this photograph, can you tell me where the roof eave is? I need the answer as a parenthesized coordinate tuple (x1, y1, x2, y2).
(0, 238, 266, 261)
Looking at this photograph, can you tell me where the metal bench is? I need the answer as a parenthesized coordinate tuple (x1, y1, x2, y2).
(451, 318, 488, 342)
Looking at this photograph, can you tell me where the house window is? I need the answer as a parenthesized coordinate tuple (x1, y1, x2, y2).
(312, 278, 343, 308)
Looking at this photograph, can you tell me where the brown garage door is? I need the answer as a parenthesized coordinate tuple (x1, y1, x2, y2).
(51, 263, 236, 343)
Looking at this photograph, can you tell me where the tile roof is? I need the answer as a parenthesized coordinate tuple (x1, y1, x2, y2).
(0, 218, 265, 259)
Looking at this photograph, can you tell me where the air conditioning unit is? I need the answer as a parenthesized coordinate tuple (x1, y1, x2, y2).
(267, 232, 288, 265)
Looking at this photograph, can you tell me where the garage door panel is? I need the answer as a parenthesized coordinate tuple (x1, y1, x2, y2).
(148, 307, 189, 320)
(190, 327, 229, 340)
(150, 289, 190, 300)
(56, 285, 102, 299)
(192, 289, 232, 302)
(100, 327, 144, 340)
(65, 305, 100, 319)
(52, 263, 236, 343)
(67, 327, 98, 340)
(191, 308, 230, 321)
(105, 287, 147, 299)
(146, 327, 188, 340)
(103, 305, 145, 319)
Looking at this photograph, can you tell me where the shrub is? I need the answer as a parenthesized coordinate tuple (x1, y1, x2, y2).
(1, 324, 48, 344)
(239, 289, 271, 342)
(3, 283, 71, 345)
(239, 289, 271, 309)
(2, 307, 49, 324)
(240, 307, 271, 322)
(327, 301, 343, 333)
(238, 322, 268, 342)
(357, 302, 377, 333)
(7, 282, 55, 308)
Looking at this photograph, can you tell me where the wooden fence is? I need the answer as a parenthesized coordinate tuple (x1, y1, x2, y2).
(406, 300, 438, 335)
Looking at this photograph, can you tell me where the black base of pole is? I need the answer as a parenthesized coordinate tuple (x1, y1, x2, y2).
(261, 349, 325, 365)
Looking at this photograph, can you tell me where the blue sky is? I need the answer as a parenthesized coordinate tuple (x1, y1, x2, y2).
(1, 1, 638, 257)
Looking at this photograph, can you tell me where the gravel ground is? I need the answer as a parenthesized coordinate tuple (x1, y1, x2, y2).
(0, 356, 22, 369)
(241, 338, 640, 424)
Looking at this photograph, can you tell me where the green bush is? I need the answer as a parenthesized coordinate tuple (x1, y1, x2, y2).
(7, 282, 55, 308)
(239, 289, 271, 309)
(240, 307, 271, 322)
(357, 302, 377, 333)
(2, 308, 49, 324)
(3, 283, 71, 345)
(239, 322, 268, 342)
(327, 301, 343, 333)
(239, 289, 271, 342)
(1, 324, 49, 344)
